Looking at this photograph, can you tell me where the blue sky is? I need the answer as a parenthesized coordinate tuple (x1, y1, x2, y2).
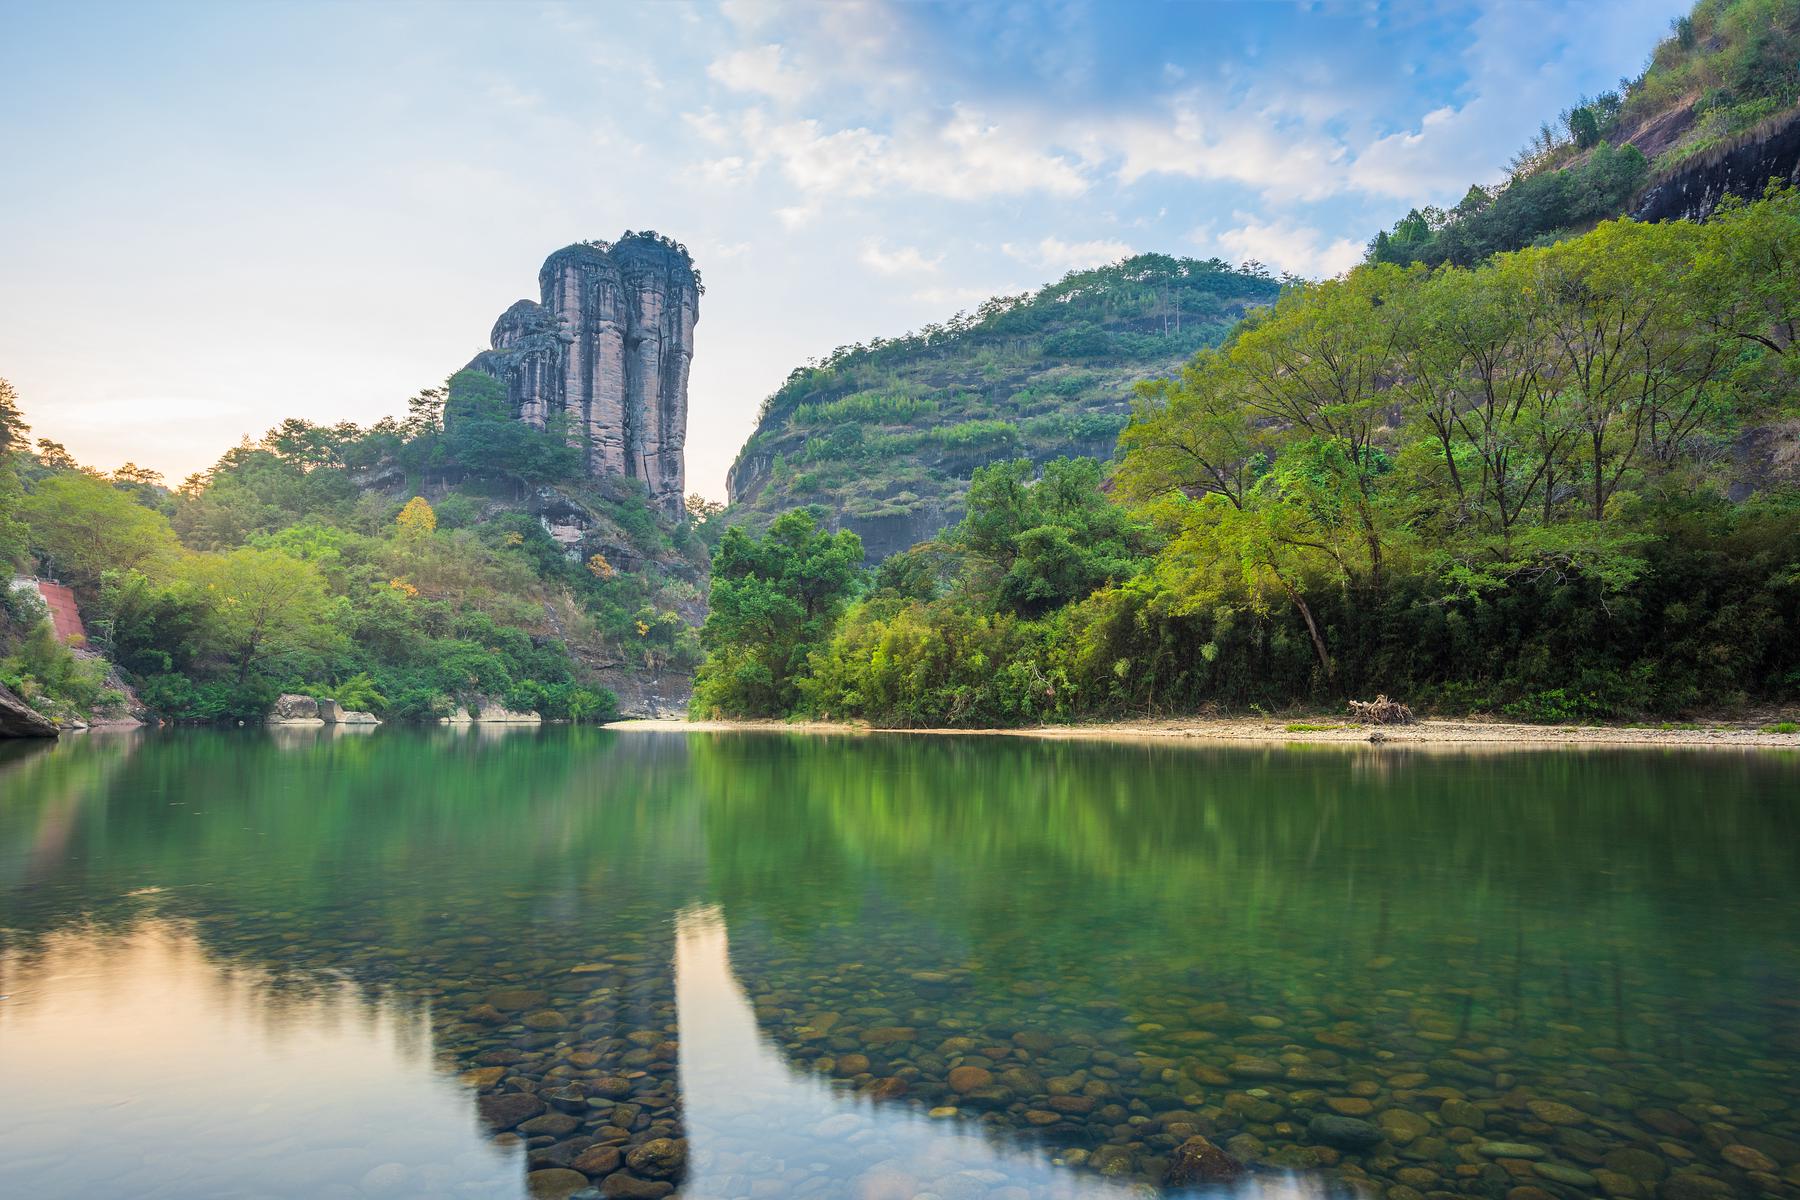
(0, 0, 1678, 498)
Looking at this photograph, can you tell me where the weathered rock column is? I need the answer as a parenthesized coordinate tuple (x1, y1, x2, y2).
(471, 235, 698, 515)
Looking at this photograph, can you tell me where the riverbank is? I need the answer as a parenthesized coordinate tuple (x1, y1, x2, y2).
(608, 713, 1800, 749)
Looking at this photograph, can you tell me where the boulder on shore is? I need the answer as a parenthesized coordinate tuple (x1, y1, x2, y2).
(341, 710, 381, 725)
(316, 698, 345, 722)
(0, 683, 59, 738)
(268, 693, 324, 724)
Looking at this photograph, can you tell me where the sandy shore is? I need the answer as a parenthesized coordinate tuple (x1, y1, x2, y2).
(609, 713, 1800, 750)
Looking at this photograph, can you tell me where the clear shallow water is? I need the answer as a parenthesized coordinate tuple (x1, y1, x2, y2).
(0, 729, 1796, 1200)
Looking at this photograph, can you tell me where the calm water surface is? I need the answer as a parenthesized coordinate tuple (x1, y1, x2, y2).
(1, 729, 1796, 1200)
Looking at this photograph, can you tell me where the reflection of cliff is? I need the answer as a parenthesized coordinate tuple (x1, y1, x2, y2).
(0, 922, 521, 1198)
(468, 235, 700, 517)
(0, 729, 705, 1199)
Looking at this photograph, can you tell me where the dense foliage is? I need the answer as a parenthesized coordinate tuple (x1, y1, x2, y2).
(696, 191, 1800, 725)
(689, 511, 863, 718)
(2, 370, 715, 723)
(729, 255, 1279, 538)
(1369, 0, 1800, 268)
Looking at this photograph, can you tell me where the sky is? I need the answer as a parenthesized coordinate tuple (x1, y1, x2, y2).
(0, 0, 1680, 500)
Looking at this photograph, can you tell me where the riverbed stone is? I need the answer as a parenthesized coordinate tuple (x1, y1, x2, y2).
(1594, 1169, 1641, 1196)
(624, 1138, 685, 1179)
(520, 1113, 579, 1138)
(1440, 1099, 1485, 1129)
(1719, 1145, 1776, 1172)
(597, 1176, 672, 1199)
(527, 1169, 590, 1199)
(1480, 1143, 1548, 1159)
(1312, 1115, 1384, 1150)
(1164, 1135, 1245, 1186)
(1528, 1100, 1587, 1126)
(1605, 1149, 1670, 1182)
(1535, 1162, 1599, 1186)
(1379, 1108, 1433, 1144)
(479, 1093, 546, 1129)
(948, 1065, 994, 1093)
(1658, 1172, 1731, 1200)
(570, 1146, 621, 1176)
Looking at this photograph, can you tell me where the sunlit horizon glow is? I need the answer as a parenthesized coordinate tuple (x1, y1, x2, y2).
(0, 0, 1677, 498)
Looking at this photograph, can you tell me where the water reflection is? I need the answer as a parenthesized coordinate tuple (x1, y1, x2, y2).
(0, 729, 1796, 1200)
(0, 920, 522, 1199)
(676, 902, 1156, 1199)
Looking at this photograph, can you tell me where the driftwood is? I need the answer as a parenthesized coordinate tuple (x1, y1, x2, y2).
(1349, 694, 1415, 725)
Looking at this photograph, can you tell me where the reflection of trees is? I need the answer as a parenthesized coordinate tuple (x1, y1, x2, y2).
(5, 730, 1799, 1197)
(686, 733, 1800, 1151)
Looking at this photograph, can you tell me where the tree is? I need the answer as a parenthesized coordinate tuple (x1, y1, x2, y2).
(1568, 105, 1601, 148)
(442, 370, 582, 485)
(952, 457, 1151, 617)
(691, 510, 863, 716)
(19, 472, 180, 590)
(35, 439, 79, 471)
(0, 378, 29, 457)
(196, 547, 335, 685)
(0, 380, 31, 569)
(685, 493, 726, 523)
(396, 496, 437, 540)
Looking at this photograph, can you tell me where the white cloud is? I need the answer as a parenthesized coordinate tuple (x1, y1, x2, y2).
(1003, 236, 1133, 273)
(1101, 101, 1351, 202)
(708, 43, 810, 104)
(695, 154, 752, 187)
(774, 201, 820, 230)
(858, 239, 942, 275)
(683, 108, 732, 145)
(1213, 216, 1362, 280)
(704, 104, 1088, 204)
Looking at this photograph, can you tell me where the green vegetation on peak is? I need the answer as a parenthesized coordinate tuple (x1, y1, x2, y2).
(1369, 0, 1800, 268)
(726, 253, 1280, 560)
(0, 370, 716, 726)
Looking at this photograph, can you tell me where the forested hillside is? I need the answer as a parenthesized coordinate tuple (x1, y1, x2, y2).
(1369, 0, 1799, 266)
(694, 189, 1800, 725)
(0, 370, 712, 725)
(726, 256, 1279, 558)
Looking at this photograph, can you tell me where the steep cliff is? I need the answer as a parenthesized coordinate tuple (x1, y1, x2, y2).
(468, 233, 700, 517)
(1631, 107, 1800, 221)
(725, 255, 1278, 560)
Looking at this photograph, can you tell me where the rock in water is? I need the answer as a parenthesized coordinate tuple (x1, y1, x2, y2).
(623, 1138, 686, 1179)
(0, 683, 57, 738)
(468, 234, 699, 517)
(1165, 1135, 1246, 1186)
(1309, 1115, 1384, 1150)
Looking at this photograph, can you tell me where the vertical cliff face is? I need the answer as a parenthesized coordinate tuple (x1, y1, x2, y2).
(467, 234, 699, 515)
(1631, 108, 1800, 223)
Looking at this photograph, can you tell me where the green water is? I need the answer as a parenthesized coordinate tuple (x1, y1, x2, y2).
(1, 729, 1797, 1200)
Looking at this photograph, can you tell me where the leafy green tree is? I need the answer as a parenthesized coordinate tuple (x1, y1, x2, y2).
(196, 547, 337, 684)
(443, 370, 583, 485)
(20, 472, 180, 590)
(691, 511, 863, 716)
(953, 457, 1152, 617)
(0, 379, 31, 569)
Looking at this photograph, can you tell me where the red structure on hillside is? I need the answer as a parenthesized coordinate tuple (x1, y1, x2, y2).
(10, 578, 87, 645)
